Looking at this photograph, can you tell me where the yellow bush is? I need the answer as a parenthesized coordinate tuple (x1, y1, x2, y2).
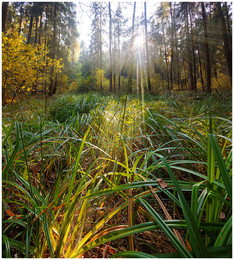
(2, 31, 63, 101)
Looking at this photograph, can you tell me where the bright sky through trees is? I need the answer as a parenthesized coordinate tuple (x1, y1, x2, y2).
(76, 1, 158, 46)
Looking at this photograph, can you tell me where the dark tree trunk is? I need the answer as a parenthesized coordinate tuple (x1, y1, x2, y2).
(169, 3, 174, 89)
(216, 2, 232, 83)
(127, 2, 136, 93)
(224, 3, 232, 51)
(189, 7, 197, 92)
(144, 2, 151, 92)
(2, 2, 9, 34)
(49, 4, 57, 96)
(109, 2, 113, 92)
(2, 2, 9, 104)
(185, 3, 194, 91)
(197, 44, 205, 91)
(201, 2, 211, 93)
(27, 11, 34, 44)
(162, 21, 170, 91)
(34, 15, 38, 45)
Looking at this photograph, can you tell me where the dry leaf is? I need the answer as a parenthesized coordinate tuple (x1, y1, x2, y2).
(186, 238, 192, 251)
(6, 209, 15, 217)
(219, 212, 225, 219)
(157, 178, 167, 188)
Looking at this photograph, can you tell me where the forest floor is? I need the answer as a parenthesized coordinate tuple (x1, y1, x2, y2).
(2, 89, 232, 258)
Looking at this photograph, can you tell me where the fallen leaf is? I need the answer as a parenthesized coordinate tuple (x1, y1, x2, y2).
(157, 178, 167, 188)
(6, 209, 15, 217)
(219, 212, 225, 219)
(186, 238, 192, 251)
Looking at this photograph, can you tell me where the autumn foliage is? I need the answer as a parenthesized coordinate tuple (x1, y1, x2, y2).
(2, 31, 63, 104)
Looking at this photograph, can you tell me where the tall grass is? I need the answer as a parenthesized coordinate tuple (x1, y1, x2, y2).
(2, 91, 232, 257)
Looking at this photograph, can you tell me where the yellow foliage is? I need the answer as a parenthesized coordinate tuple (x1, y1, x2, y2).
(2, 31, 63, 98)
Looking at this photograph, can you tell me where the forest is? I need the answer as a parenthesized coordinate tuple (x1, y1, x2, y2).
(2, 1, 232, 258)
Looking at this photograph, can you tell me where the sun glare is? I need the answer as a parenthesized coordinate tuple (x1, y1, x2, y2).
(134, 34, 145, 47)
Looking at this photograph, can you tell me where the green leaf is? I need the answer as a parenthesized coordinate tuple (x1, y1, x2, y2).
(208, 134, 232, 201)
(113, 251, 155, 258)
(159, 155, 207, 257)
(138, 198, 192, 258)
(214, 216, 232, 247)
(2, 235, 11, 258)
(3, 122, 20, 178)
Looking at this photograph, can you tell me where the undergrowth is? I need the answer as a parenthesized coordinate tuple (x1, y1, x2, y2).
(2, 91, 232, 258)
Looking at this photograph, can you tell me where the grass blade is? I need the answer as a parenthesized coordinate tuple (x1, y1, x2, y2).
(159, 155, 207, 257)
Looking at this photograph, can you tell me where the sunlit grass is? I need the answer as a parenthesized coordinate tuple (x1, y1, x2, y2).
(2, 91, 232, 257)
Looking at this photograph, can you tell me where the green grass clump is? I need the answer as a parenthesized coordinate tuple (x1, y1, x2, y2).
(49, 93, 108, 123)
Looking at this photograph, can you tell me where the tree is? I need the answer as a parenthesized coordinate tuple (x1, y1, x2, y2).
(2, 31, 62, 103)
(2, 2, 9, 33)
(89, 2, 106, 90)
(109, 2, 113, 92)
(216, 2, 232, 82)
(144, 2, 151, 92)
(201, 2, 211, 93)
(127, 2, 136, 93)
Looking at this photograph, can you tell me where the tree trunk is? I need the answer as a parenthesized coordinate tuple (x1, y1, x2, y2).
(34, 15, 38, 45)
(27, 11, 34, 44)
(2, 2, 9, 34)
(224, 3, 232, 51)
(49, 4, 57, 96)
(197, 44, 205, 91)
(189, 7, 197, 92)
(38, 14, 43, 44)
(99, 7, 103, 90)
(201, 2, 211, 93)
(109, 2, 113, 92)
(162, 19, 170, 91)
(18, 5, 23, 35)
(118, 30, 121, 90)
(169, 3, 174, 89)
(216, 2, 232, 83)
(185, 3, 194, 91)
(127, 2, 136, 93)
(144, 2, 151, 92)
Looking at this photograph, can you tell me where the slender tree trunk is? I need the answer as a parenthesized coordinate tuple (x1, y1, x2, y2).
(2, 2, 9, 34)
(34, 15, 38, 45)
(169, 3, 174, 89)
(201, 2, 211, 93)
(173, 3, 180, 88)
(113, 41, 116, 92)
(224, 3, 231, 51)
(144, 2, 151, 92)
(189, 7, 197, 92)
(27, 11, 34, 44)
(49, 4, 57, 96)
(162, 19, 170, 91)
(197, 44, 205, 91)
(38, 14, 43, 44)
(109, 2, 113, 92)
(99, 8, 103, 90)
(127, 2, 136, 93)
(2, 2, 9, 104)
(185, 3, 194, 91)
(216, 2, 232, 83)
(118, 37, 121, 90)
(18, 5, 23, 35)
